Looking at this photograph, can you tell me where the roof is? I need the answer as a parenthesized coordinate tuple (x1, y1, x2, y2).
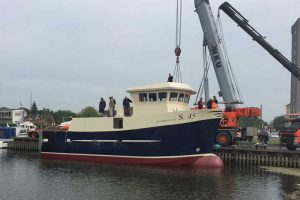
(0, 107, 10, 111)
(0, 107, 29, 112)
(287, 113, 300, 116)
(127, 82, 196, 94)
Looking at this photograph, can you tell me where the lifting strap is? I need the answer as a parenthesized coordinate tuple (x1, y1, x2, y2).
(173, 0, 183, 82)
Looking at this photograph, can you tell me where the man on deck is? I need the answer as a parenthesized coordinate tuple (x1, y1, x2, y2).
(123, 96, 132, 116)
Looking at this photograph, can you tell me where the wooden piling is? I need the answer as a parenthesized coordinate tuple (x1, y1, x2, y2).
(7, 138, 39, 152)
(213, 147, 300, 168)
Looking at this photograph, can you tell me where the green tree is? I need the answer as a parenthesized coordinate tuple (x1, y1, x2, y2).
(30, 101, 38, 115)
(34, 108, 55, 128)
(270, 115, 285, 131)
(78, 106, 99, 117)
(238, 117, 267, 128)
(53, 110, 77, 124)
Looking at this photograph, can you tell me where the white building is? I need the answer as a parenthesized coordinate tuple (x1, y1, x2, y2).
(11, 109, 28, 123)
(0, 107, 29, 123)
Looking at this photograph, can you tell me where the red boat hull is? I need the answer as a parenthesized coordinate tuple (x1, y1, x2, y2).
(41, 152, 223, 168)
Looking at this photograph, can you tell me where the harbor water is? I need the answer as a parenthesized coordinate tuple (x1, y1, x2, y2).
(0, 149, 299, 200)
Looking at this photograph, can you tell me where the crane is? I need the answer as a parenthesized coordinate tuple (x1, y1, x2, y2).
(218, 1, 300, 81)
(194, 0, 239, 109)
(217, 1, 300, 150)
(194, 0, 261, 146)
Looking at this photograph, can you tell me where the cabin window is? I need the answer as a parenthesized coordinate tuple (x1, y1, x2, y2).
(178, 93, 185, 102)
(184, 94, 190, 103)
(169, 92, 178, 101)
(149, 93, 157, 102)
(113, 118, 123, 129)
(139, 93, 148, 102)
(158, 92, 167, 101)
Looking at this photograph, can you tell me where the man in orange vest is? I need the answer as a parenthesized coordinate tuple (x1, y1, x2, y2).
(212, 96, 219, 109)
(211, 100, 217, 109)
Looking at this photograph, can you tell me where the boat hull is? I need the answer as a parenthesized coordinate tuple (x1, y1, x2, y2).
(41, 152, 222, 167)
(0, 140, 10, 148)
(41, 116, 221, 167)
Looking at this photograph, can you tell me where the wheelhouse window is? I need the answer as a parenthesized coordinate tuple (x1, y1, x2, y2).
(184, 94, 190, 103)
(149, 93, 157, 102)
(139, 93, 148, 102)
(178, 93, 185, 102)
(158, 92, 167, 101)
(169, 92, 178, 101)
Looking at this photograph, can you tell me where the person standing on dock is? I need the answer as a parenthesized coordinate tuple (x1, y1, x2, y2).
(99, 98, 106, 117)
(263, 132, 269, 146)
(123, 96, 132, 116)
(109, 96, 116, 117)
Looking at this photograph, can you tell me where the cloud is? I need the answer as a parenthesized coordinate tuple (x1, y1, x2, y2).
(0, 0, 299, 121)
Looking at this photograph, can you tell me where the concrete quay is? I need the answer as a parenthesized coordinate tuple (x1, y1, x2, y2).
(213, 145, 300, 168)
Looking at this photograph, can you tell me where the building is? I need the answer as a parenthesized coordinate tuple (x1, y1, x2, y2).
(290, 18, 300, 113)
(11, 108, 29, 123)
(0, 107, 12, 123)
(286, 103, 291, 115)
(0, 107, 29, 124)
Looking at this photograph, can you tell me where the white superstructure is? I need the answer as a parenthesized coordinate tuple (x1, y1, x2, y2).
(68, 82, 222, 132)
(127, 82, 196, 115)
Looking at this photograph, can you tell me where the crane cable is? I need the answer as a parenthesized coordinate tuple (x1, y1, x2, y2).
(173, 0, 183, 82)
(194, 45, 211, 105)
(217, 11, 246, 106)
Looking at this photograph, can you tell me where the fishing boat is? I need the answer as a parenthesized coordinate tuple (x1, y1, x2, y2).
(40, 82, 223, 167)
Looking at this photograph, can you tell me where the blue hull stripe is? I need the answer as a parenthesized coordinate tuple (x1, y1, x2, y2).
(42, 118, 220, 157)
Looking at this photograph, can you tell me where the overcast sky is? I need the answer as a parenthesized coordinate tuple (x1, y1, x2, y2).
(0, 0, 299, 122)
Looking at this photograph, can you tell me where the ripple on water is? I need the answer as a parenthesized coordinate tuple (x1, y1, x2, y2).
(0, 149, 299, 200)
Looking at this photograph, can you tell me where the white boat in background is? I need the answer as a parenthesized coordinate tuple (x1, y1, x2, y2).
(18, 121, 37, 138)
(0, 126, 16, 148)
(0, 122, 38, 148)
(0, 141, 9, 148)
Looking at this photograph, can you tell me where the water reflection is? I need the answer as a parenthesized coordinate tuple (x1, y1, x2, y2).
(38, 159, 225, 200)
(0, 149, 299, 200)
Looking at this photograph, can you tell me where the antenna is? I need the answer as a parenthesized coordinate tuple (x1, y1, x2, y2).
(30, 92, 33, 108)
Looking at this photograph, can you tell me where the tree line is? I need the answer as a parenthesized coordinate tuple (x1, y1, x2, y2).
(238, 115, 285, 132)
(30, 101, 99, 126)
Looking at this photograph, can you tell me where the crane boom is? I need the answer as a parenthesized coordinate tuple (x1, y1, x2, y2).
(194, 0, 239, 108)
(194, 1, 262, 147)
(219, 1, 300, 81)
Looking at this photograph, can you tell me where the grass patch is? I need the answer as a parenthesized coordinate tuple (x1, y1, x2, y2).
(236, 137, 280, 146)
(267, 138, 280, 145)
